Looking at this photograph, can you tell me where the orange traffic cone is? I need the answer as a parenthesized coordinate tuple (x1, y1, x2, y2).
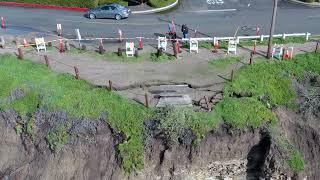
(138, 37, 143, 50)
(253, 40, 256, 54)
(176, 40, 181, 53)
(284, 49, 290, 59)
(59, 39, 64, 53)
(1, 17, 5, 29)
(213, 40, 218, 53)
(23, 38, 29, 47)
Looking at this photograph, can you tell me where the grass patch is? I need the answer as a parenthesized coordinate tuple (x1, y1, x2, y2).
(216, 97, 277, 129)
(182, 41, 228, 50)
(224, 53, 320, 106)
(239, 37, 307, 47)
(0, 54, 150, 173)
(68, 49, 146, 63)
(0, 0, 129, 8)
(273, 130, 305, 173)
(148, 0, 176, 8)
(288, 150, 305, 172)
(209, 56, 240, 69)
(150, 53, 176, 62)
(46, 124, 70, 152)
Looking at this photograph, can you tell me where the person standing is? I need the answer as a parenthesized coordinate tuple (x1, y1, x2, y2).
(181, 24, 189, 39)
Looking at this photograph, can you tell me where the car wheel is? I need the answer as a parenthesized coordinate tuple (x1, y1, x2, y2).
(89, 13, 96, 19)
(115, 14, 122, 20)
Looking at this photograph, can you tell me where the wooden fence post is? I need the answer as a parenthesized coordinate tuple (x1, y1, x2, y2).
(231, 69, 234, 82)
(109, 80, 113, 91)
(74, 66, 80, 80)
(44, 55, 50, 69)
(145, 93, 149, 108)
(249, 52, 253, 65)
(17, 48, 23, 60)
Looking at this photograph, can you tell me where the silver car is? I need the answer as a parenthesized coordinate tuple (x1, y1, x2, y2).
(88, 4, 131, 20)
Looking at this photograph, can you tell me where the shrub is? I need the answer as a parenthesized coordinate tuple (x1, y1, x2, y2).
(0, 0, 128, 8)
(148, 0, 176, 8)
(155, 106, 220, 143)
(215, 97, 277, 129)
(46, 125, 70, 152)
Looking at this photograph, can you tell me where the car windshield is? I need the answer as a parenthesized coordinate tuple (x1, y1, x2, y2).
(115, 4, 125, 9)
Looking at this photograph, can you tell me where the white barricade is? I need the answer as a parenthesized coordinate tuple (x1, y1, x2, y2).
(227, 39, 237, 54)
(189, 38, 199, 53)
(126, 42, 135, 57)
(158, 37, 167, 51)
(75, 29, 82, 47)
(35, 37, 46, 52)
(272, 44, 283, 59)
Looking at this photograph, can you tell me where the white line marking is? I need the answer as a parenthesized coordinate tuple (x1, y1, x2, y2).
(58, 19, 166, 26)
(185, 9, 237, 13)
(308, 15, 320, 19)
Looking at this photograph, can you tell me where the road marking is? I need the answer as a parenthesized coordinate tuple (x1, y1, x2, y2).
(184, 9, 237, 13)
(308, 15, 320, 19)
(58, 19, 166, 26)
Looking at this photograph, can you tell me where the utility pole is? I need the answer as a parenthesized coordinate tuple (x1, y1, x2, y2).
(267, 0, 278, 59)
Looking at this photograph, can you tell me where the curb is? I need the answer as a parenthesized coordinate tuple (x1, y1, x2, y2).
(0, 2, 88, 12)
(132, 0, 179, 14)
(286, 0, 320, 7)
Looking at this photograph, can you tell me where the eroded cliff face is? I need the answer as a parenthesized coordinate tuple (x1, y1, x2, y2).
(1, 73, 319, 180)
(0, 110, 123, 180)
(0, 108, 318, 180)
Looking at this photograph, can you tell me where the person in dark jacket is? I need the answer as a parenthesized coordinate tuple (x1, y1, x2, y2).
(181, 24, 189, 39)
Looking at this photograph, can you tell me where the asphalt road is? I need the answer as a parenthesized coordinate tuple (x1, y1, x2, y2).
(0, 0, 319, 41)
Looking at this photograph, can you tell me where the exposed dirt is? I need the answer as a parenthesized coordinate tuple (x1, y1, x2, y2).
(0, 109, 124, 180)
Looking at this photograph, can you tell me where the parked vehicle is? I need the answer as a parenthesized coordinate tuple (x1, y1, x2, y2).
(87, 4, 131, 20)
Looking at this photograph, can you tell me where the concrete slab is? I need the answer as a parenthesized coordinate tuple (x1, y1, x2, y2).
(156, 94, 192, 107)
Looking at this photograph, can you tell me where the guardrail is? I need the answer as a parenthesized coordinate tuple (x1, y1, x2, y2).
(180, 32, 311, 43)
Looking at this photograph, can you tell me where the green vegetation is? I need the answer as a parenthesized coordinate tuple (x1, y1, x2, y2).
(224, 53, 320, 106)
(94, 0, 128, 6)
(273, 130, 305, 173)
(216, 97, 277, 129)
(69, 48, 177, 63)
(1, 51, 319, 173)
(239, 37, 307, 47)
(155, 106, 221, 143)
(26, 118, 35, 140)
(11, 89, 39, 116)
(150, 53, 176, 62)
(68, 49, 146, 63)
(148, 0, 176, 8)
(288, 150, 305, 172)
(0, 54, 149, 173)
(0, 0, 128, 8)
(209, 56, 240, 69)
(15, 124, 23, 135)
(183, 41, 228, 50)
(46, 125, 70, 152)
(1, 0, 95, 8)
